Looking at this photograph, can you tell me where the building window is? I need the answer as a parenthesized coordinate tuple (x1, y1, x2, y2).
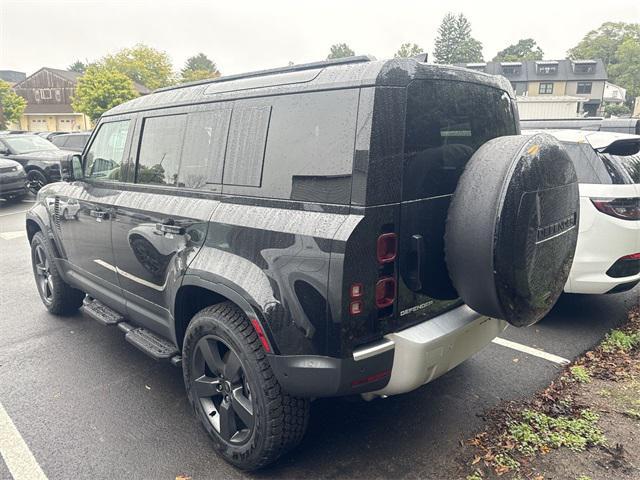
(40, 89, 52, 100)
(574, 63, 595, 74)
(34, 89, 41, 102)
(502, 66, 521, 75)
(576, 82, 592, 94)
(54, 89, 61, 102)
(511, 82, 518, 92)
(537, 64, 558, 74)
(539, 83, 554, 94)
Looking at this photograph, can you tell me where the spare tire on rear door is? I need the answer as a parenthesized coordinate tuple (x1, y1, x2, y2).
(445, 133, 579, 327)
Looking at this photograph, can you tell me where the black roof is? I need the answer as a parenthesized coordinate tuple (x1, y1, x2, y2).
(105, 57, 514, 117)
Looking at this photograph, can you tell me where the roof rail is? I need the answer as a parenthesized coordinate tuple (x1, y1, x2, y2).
(155, 55, 376, 93)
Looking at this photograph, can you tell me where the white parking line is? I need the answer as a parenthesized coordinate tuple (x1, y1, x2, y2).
(0, 210, 29, 218)
(0, 402, 48, 480)
(0, 231, 26, 240)
(492, 337, 571, 365)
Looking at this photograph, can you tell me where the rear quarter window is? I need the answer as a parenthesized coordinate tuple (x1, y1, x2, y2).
(609, 153, 640, 183)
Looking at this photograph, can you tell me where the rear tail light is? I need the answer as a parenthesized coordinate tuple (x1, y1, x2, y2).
(375, 277, 396, 309)
(591, 197, 640, 220)
(377, 233, 398, 264)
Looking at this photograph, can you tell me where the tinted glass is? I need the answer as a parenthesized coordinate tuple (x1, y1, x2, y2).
(179, 109, 231, 189)
(260, 89, 359, 203)
(51, 136, 67, 148)
(403, 80, 517, 200)
(136, 114, 187, 186)
(86, 120, 130, 180)
(65, 135, 88, 151)
(222, 106, 271, 186)
(603, 153, 640, 184)
(561, 141, 635, 185)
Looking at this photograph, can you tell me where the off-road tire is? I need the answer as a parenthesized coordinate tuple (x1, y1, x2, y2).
(183, 302, 309, 470)
(30, 231, 85, 315)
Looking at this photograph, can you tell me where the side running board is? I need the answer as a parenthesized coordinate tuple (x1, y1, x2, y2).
(80, 296, 181, 366)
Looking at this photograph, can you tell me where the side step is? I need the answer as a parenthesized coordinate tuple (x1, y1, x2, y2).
(80, 298, 124, 326)
(80, 296, 181, 365)
(123, 326, 179, 361)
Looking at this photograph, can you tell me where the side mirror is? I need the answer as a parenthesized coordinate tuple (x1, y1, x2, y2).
(0, 148, 10, 156)
(60, 154, 84, 181)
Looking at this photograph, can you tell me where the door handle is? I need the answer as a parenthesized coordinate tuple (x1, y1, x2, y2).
(155, 221, 185, 236)
(89, 209, 109, 221)
(406, 234, 424, 291)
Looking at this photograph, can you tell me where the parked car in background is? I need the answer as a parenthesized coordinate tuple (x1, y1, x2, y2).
(0, 157, 27, 200)
(36, 131, 66, 141)
(524, 129, 640, 294)
(0, 134, 74, 192)
(50, 132, 91, 152)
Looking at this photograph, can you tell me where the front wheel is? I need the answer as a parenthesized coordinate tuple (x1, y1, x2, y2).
(30, 231, 84, 314)
(183, 303, 309, 470)
(26, 169, 48, 194)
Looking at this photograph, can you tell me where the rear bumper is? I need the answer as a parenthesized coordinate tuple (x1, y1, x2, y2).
(269, 304, 506, 398)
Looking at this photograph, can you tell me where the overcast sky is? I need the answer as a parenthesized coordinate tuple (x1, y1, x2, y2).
(1, 0, 639, 77)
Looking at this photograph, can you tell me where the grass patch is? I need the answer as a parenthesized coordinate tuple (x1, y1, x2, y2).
(601, 329, 640, 353)
(508, 409, 605, 455)
(569, 365, 591, 383)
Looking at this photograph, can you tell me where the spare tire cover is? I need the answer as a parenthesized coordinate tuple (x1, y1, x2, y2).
(445, 133, 579, 327)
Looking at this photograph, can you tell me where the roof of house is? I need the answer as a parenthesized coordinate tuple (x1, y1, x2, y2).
(23, 103, 75, 114)
(456, 59, 608, 82)
(14, 67, 151, 94)
(0, 70, 26, 84)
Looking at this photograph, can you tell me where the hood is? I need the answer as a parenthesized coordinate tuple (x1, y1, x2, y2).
(0, 157, 21, 168)
(9, 149, 75, 162)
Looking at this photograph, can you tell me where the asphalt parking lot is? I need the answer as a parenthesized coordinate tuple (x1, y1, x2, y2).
(0, 197, 638, 480)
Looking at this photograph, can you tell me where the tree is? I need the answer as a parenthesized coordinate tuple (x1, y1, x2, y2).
(433, 13, 484, 64)
(68, 60, 87, 73)
(327, 43, 355, 59)
(71, 65, 138, 121)
(604, 103, 631, 117)
(568, 22, 640, 104)
(180, 53, 221, 83)
(103, 44, 174, 90)
(0, 80, 27, 129)
(608, 38, 640, 102)
(568, 22, 640, 69)
(493, 38, 544, 62)
(394, 43, 424, 58)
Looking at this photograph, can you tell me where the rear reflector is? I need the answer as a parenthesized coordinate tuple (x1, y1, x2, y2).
(250, 318, 271, 353)
(350, 283, 363, 299)
(377, 233, 398, 264)
(349, 300, 364, 316)
(591, 197, 640, 220)
(621, 253, 640, 261)
(375, 277, 396, 309)
(351, 369, 391, 388)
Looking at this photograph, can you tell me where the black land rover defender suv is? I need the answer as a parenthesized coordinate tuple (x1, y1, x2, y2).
(27, 56, 580, 470)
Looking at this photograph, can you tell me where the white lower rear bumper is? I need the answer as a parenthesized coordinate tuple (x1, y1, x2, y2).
(361, 305, 507, 400)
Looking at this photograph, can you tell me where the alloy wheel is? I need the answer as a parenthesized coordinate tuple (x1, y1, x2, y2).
(191, 335, 255, 445)
(34, 244, 54, 303)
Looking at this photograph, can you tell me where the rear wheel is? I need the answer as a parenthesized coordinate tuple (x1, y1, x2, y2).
(183, 303, 309, 470)
(30, 231, 84, 314)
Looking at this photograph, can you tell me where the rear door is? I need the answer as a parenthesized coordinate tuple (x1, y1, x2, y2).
(398, 80, 518, 324)
(110, 107, 229, 339)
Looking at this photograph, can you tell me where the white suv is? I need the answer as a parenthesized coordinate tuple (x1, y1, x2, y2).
(526, 129, 640, 294)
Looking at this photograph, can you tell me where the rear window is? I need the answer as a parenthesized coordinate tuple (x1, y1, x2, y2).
(561, 142, 636, 184)
(403, 80, 516, 200)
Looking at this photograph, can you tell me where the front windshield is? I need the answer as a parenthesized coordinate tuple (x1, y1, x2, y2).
(3, 135, 59, 154)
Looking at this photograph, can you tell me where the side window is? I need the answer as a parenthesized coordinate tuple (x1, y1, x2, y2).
(222, 106, 271, 186)
(51, 136, 67, 148)
(259, 89, 359, 203)
(560, 142, 602, 183)
(85, 120, 130, 180)
(66, 135, 87, 151)
(136, 114, 187, 186)
(178, 109, 231, 189)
